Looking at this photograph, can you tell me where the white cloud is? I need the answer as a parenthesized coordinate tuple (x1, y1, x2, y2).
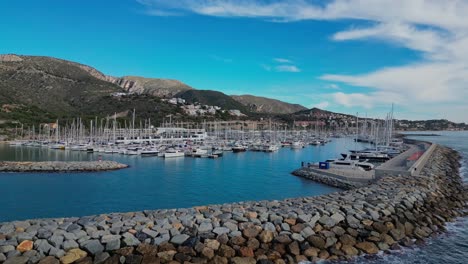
(262, 58, 301, 72)
(327, 83, 340, 90)
(137, 0, 468, 122)
(210, 55, 233, 63)
(275, 65, 301, 72)
(274, 58, 293, 63)
(313, 101, 330, 109)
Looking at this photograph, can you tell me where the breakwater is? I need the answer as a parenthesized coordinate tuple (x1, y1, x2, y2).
(291, 168, 372, 189)
(0, 145, 466, 264)
(0, 161, 128, 172)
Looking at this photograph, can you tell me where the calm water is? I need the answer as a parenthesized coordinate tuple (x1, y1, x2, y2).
(0, 137, 368, 222)
(338, 131, 468, 264)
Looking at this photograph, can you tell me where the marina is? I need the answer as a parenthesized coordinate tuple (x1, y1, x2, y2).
(0, 137, 367, 222)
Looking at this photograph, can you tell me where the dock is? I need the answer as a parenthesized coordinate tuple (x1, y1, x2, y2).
(293, 139, 437, 189)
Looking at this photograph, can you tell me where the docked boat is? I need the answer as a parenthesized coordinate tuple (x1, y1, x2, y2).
(187, 148, 209, 157)
(140, 148, 159, 156)
(324, 158, 375, 171)
(49, 143, 66, 150)
(291, 141, 304, 149)
(164, 149, 185, 158)
(232, 145, 247, 152)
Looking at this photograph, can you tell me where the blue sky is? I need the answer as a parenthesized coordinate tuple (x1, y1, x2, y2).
(1, 0, 467, 122)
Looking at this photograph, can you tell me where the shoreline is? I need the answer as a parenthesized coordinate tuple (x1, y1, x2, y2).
(0, 145, 466, 263)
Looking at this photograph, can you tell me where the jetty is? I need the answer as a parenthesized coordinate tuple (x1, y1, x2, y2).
(0, 144, 466, 264)
(0, 161, 128, 172)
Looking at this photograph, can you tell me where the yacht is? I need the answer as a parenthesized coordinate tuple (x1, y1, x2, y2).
(164, 149, 185, 158)
(324, 158, 375, 171)
(291, 141, 304, 149)
(232, 145, 247, 153)
(140, 148, 159, 156)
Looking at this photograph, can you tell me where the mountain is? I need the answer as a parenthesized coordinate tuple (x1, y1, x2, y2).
(0, 54, 121, 114)
(108, 76, 192, 98)
(176, 90, 250, 112)
(231, 94, 307, 114)
(0, 55, 181, 125)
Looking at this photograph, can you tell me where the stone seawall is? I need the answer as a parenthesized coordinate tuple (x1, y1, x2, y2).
(0, 161, 128, 172)
(291, 169, 370, 190)
(0, 146, 466, 264)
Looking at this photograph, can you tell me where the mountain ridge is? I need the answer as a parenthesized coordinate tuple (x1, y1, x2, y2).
(231, 94, 307, 114)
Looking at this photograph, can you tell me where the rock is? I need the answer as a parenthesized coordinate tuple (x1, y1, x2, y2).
(0, 253, 6, 262)
(308, 236, 326, 249)
(218, 245, 235, 258)
(114, 247, 134, 256)
(38, 256, 60, 264)
(303, 247, 319, 257)
(6, 250, 20, 258)
(122, 233, 140, 247)
(1, 245, 15, 253)
(242, 227, 260, 239)
(378, 242, 390, 251)
(3, 256, 29, 264)
(346, 215, 360, 228)
(198, 223, 213, 233)
(63, 240, 79, 251)
(239, 247, 254, 257)
(136, 243, 158, 256)
(67, 224, 82, 232)
(330, 213, 345, 224)
(355, 242, 379, 254)
(318, 216, 336, 228)
(60, 248, 87, 264)
(287, 241, 300, 255)
(258, 230, 274, 243)
(170, 234, 189, 245)
(124, 254, 142, 264)
(94, 252, 110, 264)
(34, 240, 53, 254)
(205, 239, 220, 250)
(48, 235, 64, 248)
(50, 247, 66, 258)
(291, 233, 304, 242)
(341, 245, 359, 256)
(211, 255, 228, 264)
(231, 257, 256, 264)
(284, 218, 296, 226)
(16, 240, 33, 252)
(82, 240, 104, 255)
(274, 235, 292, 244)
(142, 228, 158, 238)
(101, 235, 121, 244)
(106, 239, 120, 251)
(290, 223, 304, 233)
(339, 234, 356, 246)
(372, 222, 388, 234)
(213, 227, 230, 236)
(157, 250, 177, 262)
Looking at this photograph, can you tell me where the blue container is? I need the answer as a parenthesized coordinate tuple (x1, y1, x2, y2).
(319, 162, 330, 169)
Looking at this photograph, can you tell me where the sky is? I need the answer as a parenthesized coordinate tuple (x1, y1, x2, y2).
(1, 0, 467, 122)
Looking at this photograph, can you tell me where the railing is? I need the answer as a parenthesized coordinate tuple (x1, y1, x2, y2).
(409, 143, 437, 176)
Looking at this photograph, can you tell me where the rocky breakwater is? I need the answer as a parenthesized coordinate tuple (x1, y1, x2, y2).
(0, 145, 466, 264)
(0, 161, 128, 172)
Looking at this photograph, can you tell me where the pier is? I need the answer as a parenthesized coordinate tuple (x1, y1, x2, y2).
(293, 138, 435, 189)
